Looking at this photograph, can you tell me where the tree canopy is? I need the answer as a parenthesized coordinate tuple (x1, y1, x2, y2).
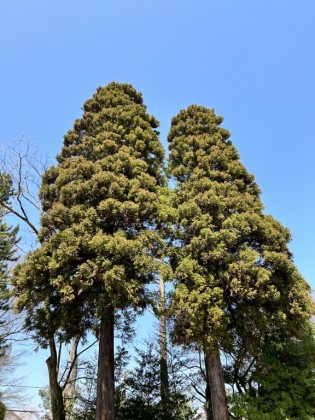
(8, 88, 314, 420)
(13, 82, 165, 337)
(168, 104, 312, 350)
(12, 82, 166, 419)
(167, 105, 314, 419)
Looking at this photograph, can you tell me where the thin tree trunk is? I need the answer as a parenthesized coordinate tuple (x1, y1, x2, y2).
(64, 336, 80, 416)
(96, 309, 115, 420)
(159, 276, 170, 409)
(46, 338, 66, 420)
(204, 343, 229, 420)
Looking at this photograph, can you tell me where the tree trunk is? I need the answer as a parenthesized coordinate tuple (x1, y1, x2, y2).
(159, 276, 170, 409)
(96, 309, 115, 420)
(64, 336, 80, 415)
(204, 343, 229, 420)
(46, 338, 66, 420)
(204, 348, 214, 420)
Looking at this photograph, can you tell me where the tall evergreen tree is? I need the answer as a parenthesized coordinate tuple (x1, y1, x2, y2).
(12, 83, 165, 419)
(167, 105, 313, 420)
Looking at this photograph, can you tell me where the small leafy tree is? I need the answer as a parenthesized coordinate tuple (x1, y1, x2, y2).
(121, 346, 193, 419)
(72, 342, 199, 420)
(229, 326, 315, 419)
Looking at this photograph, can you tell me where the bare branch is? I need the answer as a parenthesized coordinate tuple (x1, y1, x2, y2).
(0, 136, 49, 242)
(0, 201, 39, 236)
(60, 339, 98, 391)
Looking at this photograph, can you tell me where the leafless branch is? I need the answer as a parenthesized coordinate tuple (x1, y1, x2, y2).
(0, 136, 49, 243)
(60, 339, 98, 391)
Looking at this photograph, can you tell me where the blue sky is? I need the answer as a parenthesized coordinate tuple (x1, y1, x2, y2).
(1, 0, 315, 409)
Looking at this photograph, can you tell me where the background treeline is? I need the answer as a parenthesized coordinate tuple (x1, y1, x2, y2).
(0, 83, 314, 420)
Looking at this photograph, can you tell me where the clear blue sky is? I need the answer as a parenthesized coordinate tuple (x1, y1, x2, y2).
(1, 0, 314, 408)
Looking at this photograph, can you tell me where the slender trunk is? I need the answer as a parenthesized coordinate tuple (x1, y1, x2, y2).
(159, 276, 170, 409)
(204, 343, 229, 420)
(64, 336, 80, 415)
(46, 338, 66, 420)
(204, 348, 213, 420)
(96, 309, 115, 420)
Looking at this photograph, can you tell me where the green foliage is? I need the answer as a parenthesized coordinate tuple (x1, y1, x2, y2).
(0, 174, 13, 209)
(0, 220, 18, 302)
(73, 343, 198, 420)
(167, 105, 314, 418)
(9, 88, 314, 418)
(0, 401, 6, 420)
(168, 105, 313, 353)
(230, 328, 315, 420)
(116, 343, 192, 420)
(39, 387, 51, 413)
(0, 175, 18, 354)
(0, 174, 18, 290)
(12, 82, 165, 342)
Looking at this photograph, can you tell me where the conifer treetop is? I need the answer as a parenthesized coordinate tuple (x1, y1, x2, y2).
(12, 83, 165, 341)
(168, 104, 313, 351)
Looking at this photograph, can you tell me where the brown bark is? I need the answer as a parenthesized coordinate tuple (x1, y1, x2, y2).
(204, 348, 214, 420)
(96, 309, 115, 420)
(159, 276, 170, 408)
(46, 338, 66, 420)
(204, 343, 229, 420)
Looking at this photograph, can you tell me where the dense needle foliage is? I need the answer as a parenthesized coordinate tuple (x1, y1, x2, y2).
(168, 104, 312, 352)
(167, 105, 314, 419)
(12, 82, 165, 340)
(9, 87, 314, 419)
